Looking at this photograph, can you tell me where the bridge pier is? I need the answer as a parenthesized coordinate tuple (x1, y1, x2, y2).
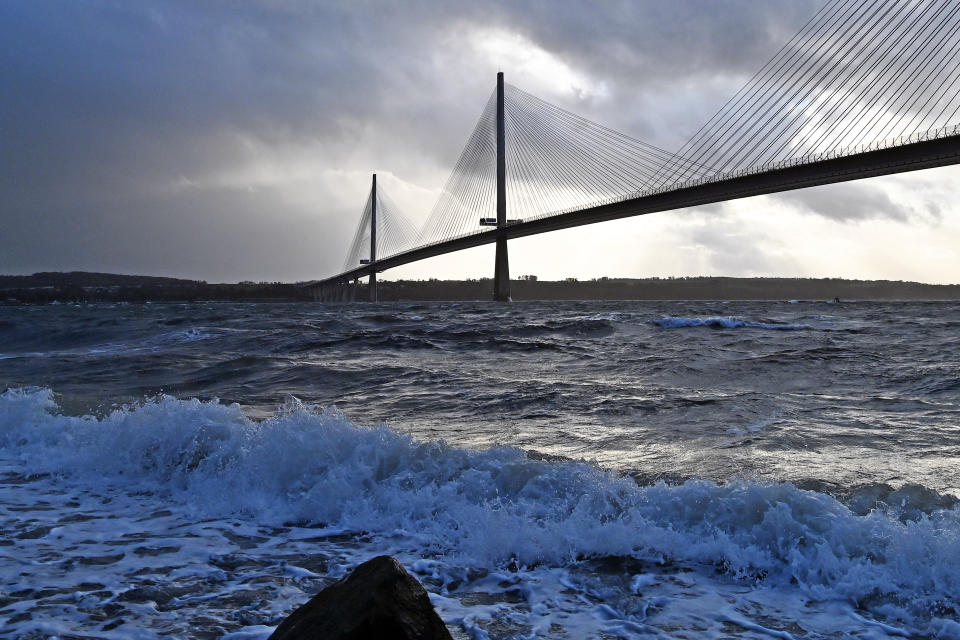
(369, 174, 378, 302)
(493, 71, 511, 302)
(494, 235, 509, 301)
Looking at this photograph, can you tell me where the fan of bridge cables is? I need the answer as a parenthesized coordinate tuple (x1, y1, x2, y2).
(341, 184, 418, 272)
(414, 91, 497, 249)
(653, 0, 960, 187)
(415, 86, 703, 246)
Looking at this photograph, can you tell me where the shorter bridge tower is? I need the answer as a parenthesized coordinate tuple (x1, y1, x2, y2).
(369, 173, 377, 302)
(334, 172, 418, 303)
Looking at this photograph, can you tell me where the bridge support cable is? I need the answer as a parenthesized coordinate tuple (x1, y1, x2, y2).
(416, 92, 498, 248)
(502, 84, 705, 220)
(646, 0, 849, 187)
(342, 191, 373, 273)
(651, 0, 877, 187)
(654, 0, 960, 188)
(770, 0, 953, 161)
(376, 189, 419, 260)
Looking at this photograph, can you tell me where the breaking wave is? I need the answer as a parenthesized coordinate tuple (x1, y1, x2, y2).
(1, 387, 959, 634)
(653, 316, 810, 330)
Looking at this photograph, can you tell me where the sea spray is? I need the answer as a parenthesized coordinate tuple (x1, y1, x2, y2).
(2, 387, 959, 634)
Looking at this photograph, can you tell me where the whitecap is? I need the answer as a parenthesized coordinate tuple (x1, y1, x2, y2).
(2, 387, 958, 635)
(652, 316, 809, 330)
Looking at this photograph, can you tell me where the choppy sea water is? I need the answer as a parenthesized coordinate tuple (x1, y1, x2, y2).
(1, 300, 959, 639)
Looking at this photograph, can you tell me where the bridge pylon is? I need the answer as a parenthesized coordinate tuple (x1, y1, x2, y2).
(493, 71, 511, 302)
(369, 174, 378, 302)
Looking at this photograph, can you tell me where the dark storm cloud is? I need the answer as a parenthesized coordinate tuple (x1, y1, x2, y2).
(1, 0, 837, 280)
(478, 0, 821, 142)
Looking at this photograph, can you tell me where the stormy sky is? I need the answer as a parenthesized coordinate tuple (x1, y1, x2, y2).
(2, 0, 958, 284)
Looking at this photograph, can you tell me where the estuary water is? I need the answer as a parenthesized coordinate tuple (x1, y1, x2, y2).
(1, 300, 959, 638)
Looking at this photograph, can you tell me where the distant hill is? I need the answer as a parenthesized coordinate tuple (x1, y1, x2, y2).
(374, 276, 960, 301)
(2, 272, 959, 303)
(0, 271, 203, 288)
(0, 272, 307, 303)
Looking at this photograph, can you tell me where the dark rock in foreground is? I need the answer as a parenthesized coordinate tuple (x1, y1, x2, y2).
(268, 555, 453, 640)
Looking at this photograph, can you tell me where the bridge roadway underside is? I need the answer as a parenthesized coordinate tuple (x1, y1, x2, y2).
(313, 134, 960, 289)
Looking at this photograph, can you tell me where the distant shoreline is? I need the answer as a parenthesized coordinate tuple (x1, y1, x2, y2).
(2, 271, 959, 303)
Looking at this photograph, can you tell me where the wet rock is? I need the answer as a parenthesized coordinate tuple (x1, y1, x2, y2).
(77, 553, 125, 565)
(118, 585, 176, 606)
(118, 583, 202, 610)
(269, 555, 453, 640)
(59, 513, 98, 524)
(221, 530, 268, 549)
(102, 619, 125, 631)
(8, 611, 32, 624)
(133, 545, 181, 557)
(16, 526, 52, 539)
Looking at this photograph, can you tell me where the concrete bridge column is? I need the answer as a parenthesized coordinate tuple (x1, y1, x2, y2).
(494, 71, 511, 301)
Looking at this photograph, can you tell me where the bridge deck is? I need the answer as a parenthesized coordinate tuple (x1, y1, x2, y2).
(312, 133, 960, 287)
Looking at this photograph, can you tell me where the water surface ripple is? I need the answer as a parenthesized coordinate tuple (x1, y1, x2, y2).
(1, 300, 959, 638)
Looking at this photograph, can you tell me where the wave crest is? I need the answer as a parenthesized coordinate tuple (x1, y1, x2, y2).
(653, 316, 809, 330)
(2, 387, 958, 629)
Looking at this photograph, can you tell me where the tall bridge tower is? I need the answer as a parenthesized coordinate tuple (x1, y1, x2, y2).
(494, 71, 510, 302)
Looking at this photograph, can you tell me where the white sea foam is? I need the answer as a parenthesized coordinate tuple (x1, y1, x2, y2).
(653, 316, 809, 330)
(1, 387, 959, 637)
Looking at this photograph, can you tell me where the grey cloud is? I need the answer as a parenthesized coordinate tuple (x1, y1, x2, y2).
(684, 179, 942, 227)
(1, 0, 883, 281)
(772, 183, 910, 223)
(685, 224, 790, 276)
(496, 1, 821, 141)
(683, 203, 728, 218)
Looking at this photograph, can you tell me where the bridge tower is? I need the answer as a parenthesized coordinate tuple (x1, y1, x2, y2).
(493, 71, 510, 301)
(369, 173, 378, 302)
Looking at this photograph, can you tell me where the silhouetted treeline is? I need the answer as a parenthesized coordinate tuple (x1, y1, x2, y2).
(0, 272, 312, 303)
(3, 272, 960, 303)
(0, 272, 198, 288)
(370, 276, 960, 301)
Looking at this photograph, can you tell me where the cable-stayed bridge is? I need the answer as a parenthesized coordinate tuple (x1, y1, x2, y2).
(311, 0, 960, 302)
